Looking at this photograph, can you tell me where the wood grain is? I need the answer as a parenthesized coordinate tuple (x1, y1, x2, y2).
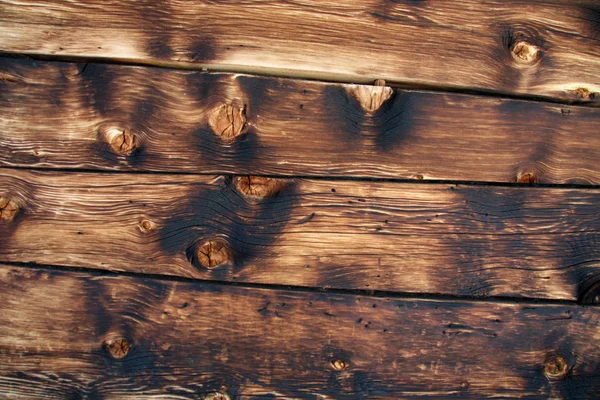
(1, 168, 600, 301)
(2, 1, 600, 102)
(0, 265, 599, 399)
(1, 58, 600, 184)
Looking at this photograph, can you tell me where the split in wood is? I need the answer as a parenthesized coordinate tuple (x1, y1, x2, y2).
(197, 239, 231, 269)
(348, 79, 394, 113)
(208, 103, 247, 142)
(104, 337, 131, 359)
(233, 176, 283, 199)
(544, 356, 568, 380)
(0, 196, 19, 222)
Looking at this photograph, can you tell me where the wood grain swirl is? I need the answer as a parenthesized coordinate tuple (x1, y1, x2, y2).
(1, 168, 599, 300)
(1, 58, 599, 183)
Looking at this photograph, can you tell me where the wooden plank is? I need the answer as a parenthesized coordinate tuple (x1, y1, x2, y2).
(0, 265, 599, 399)
(1, 1, 600, 102)
(2, 168, 600, 301)
(1, 59, 599, 184)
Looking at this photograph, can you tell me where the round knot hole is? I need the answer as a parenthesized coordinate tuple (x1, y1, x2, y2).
(104, 337, 131, 359)
(511, 41, 540, 64)
(197, 239, 231, 269)
(209, 103, 247, 142)
(233, 176, 282, 198)
(0, 196, 19, 222)
(331, 359, 350, 371)
(544, 356, 568, 380)
(102, 126, 138, 156)
(138, 219, 156, 233)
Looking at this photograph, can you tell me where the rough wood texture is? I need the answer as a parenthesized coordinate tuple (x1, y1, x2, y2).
(2, 1, 600, 102)
(2, 59, 600, 184)
(2, 168, 600, 301)
(0, 265, 599, 399)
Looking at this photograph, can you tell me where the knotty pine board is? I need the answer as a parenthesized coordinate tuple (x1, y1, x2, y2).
(1, 1, 600, 102)
(1, 169, 599, 301)
(1, 58, 599, 183)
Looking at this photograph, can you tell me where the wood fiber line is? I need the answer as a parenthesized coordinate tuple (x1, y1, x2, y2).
(1, 169, 599, 301)
(1, 58, 599, 184)
(0, 265, 599, 399)
(1, 1, 600, 103)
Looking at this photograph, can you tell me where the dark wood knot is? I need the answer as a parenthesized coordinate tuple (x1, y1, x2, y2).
(0, 195, 19, 222)
(516, 172, 537, 184)
(331, 359, 350, 371)
(348, 79, 394, 113)
(209, 103, 247, 141)
(233, 176, 283, 199)
(101, 126, 138, 156)
(104, 337, 131, 359)
(544, 356, 568, 380)
(578, 279, 600, 305)
(197, 239, 231, 269)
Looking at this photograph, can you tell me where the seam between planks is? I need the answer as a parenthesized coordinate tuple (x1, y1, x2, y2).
(2, 52, 600, 109)
(3, 261, 597, 307)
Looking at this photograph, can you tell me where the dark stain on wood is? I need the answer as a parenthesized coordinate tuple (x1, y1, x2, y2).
(159, 176, 298, 276)
(1, 266, 599, 398)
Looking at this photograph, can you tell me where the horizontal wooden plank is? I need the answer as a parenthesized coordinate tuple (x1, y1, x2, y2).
(0, 265, 598, 399)
(1, 59, 600, 184)
(2, 1, 600, 102)
(1, 168, 599, 301)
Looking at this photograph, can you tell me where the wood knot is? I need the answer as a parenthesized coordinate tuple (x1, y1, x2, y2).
(208, 103, 247, 141)
(349, 79, 394, 113)
(233, 176, 283, 199)
(0, 195, 19, 222)
(569, 87, 598, 101)
(331, 359, 350, 371)
(197, 239, 231, 269)
(544, 356, 568, 380)
(511, 41, 540, 64)
(204, 392, 231, 400)
(516, 172, 537, 184)
(138, 219, 156, 233)
(104, 337, 131, 359)
(101, 126, 138, 156)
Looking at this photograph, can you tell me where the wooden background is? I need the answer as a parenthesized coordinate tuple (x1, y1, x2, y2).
(1, 0, 599, 398)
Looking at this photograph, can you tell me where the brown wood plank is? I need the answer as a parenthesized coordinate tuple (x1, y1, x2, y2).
(1, 168, 599, 301)
(0, 265, 598, 399)
(1, 58, 600, 184)
(0, 0, 600, 102)
(1, 1, 600, 102)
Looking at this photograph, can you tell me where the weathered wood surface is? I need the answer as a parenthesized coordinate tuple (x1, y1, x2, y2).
(2, 168, 600, 301)
(2, 1, 600, 103)
(0, 265, 598, 399)
(2, 59, 600, 184)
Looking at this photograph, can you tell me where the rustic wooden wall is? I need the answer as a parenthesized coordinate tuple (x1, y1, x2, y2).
(1, 0, 600, 398)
